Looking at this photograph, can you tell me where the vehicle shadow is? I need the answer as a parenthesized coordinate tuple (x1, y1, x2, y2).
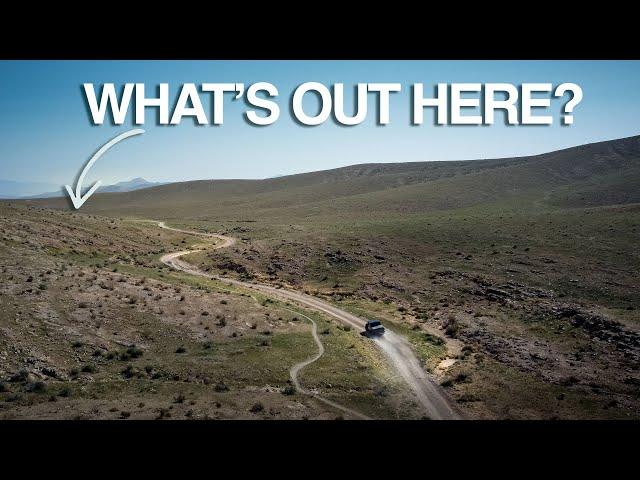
(360, 331, 383, 339)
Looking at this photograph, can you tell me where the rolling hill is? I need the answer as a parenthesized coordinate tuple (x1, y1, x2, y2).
(24, 134, 640, 221)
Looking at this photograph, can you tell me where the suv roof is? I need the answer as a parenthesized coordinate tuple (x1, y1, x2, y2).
(367, 320, 381, 327)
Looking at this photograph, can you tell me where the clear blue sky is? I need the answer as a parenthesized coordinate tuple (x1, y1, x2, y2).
(1, 60, 639, 186)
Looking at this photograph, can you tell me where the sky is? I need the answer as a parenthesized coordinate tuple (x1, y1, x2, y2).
(1, 60, 640, 187)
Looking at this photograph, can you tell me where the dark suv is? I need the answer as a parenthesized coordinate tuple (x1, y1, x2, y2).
(364, 320, 385, 336)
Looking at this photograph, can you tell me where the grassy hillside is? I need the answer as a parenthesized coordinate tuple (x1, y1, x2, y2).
(0, 205, 416, 419)
(7, 133, 640, 419)
(28, 134, 640, 221)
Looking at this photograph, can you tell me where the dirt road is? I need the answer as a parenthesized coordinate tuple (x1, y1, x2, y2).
(156, 221, 460, 420)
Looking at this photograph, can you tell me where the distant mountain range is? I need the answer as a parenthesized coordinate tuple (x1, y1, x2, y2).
(0, 180, 61, 199)
(94, 178, 165, 195)
(0, 178, 164, 199)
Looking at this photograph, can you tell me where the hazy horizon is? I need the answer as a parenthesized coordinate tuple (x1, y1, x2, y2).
(3, 128, 640, 194)
(2, 60, 640, 186)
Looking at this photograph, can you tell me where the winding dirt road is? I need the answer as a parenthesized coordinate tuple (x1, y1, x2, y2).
(155, 221, 460, 420)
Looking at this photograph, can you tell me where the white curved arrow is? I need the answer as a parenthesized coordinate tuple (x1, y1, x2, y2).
(65, 128, 145, 209)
